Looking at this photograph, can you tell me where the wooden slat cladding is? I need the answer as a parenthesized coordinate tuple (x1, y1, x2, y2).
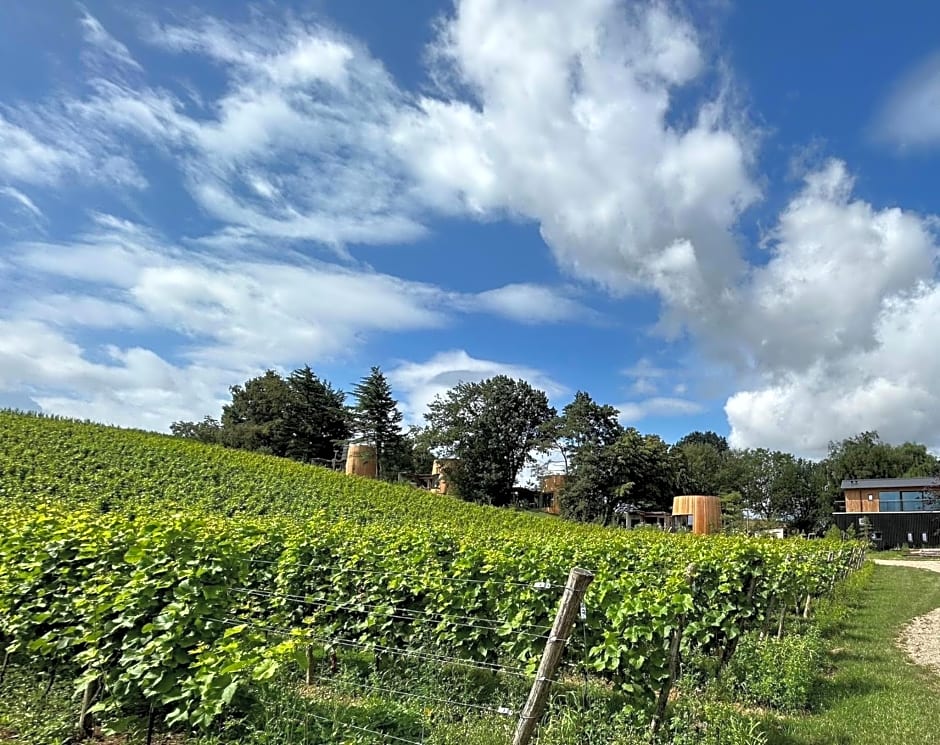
(672, 495, 721, 535)
(843, 488, 879, 512)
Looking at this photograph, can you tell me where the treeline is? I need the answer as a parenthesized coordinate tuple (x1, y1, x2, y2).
(172, 367, 940, 532)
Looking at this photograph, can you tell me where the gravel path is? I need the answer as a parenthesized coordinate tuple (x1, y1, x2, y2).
(874, 560, 940, 677)
(873, 559, 940, 573)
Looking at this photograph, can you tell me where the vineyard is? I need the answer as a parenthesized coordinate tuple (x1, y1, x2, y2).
(0, 411, 865, 744)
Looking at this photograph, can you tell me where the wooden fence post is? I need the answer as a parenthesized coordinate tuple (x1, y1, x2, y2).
(512, 567, 594, 745)
(77, 676, 100, 738)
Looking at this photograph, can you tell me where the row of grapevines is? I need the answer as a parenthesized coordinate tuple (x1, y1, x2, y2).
(0, 411, 863, 728)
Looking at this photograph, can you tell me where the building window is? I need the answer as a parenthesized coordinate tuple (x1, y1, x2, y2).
(902, 491, 927, 511)
(879, 491, 901, 511)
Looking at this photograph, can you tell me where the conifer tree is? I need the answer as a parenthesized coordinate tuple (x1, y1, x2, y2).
(350, 366, 404, 480)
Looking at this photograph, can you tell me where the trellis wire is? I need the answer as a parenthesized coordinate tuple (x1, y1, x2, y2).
(304, 672, 517, 716)
(241, 557, 567, 590)
(229, 586, 553, 639)
(208, 616, 532, 678)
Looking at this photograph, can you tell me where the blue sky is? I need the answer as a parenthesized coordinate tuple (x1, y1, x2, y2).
(1, 1, 940, 457)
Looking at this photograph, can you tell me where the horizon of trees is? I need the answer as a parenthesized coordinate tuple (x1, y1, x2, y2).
(170, 366, 940, 533)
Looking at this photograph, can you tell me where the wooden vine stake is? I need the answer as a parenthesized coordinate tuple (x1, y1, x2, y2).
(512, 567, 594, 745)
(77, 675, 100, 738)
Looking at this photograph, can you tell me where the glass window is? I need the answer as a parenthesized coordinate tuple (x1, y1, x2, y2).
(879, 491, 901, 511)
(902, 491, 927, 511)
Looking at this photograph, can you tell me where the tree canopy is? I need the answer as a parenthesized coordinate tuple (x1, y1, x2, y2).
(172, 367, 350, 464)
(350, 366, 405, 480)
(424, 375, 556, 506)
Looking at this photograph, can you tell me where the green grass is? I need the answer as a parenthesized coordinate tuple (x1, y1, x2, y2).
(766, 564, 940, 745)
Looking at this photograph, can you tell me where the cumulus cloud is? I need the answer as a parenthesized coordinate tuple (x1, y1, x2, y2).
(874, 52, 940, 148)
(726, 161, 940, 456)
(387, 349, 566, 422)
(393, 0, 758, 301)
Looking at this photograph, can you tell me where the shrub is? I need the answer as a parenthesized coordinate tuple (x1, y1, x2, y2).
(724, 629, 824, 712)
(663, 696, 768, 745)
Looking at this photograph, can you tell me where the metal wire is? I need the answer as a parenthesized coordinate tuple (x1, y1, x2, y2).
(241, 557, 567, 590)
(303, 708, 424, 744)
(209, 616, 532, 678)
(230, 586, 552, 639)
(305, 672, 517, 716)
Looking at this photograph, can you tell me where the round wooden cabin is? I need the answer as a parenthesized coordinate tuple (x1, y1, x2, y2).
(540, 474, 567, 515)
(345, 444, 377, 479)
(431, 459, 458, 495)
(672, 495, 721, 535)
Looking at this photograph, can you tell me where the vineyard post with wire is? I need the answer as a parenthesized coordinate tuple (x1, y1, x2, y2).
(512, 566, 594, 745)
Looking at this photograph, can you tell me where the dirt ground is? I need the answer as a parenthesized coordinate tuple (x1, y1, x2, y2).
(875, 560, 940, 677)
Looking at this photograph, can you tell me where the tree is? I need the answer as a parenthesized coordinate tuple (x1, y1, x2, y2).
(552, 391, 622, 473)
(424, 376, 556, 506)
(172, 366, 351, 466)
(675, 430, 729, 452)
(382, 425, 435, 479)
(282, 365, 350, 464)
(673, 441, 727, 496)
(170, 415, 223, 445)
(768, 455, 820, 533)
(350, 367, 405, 480)
(562, 428, 678, 525)
(822, 431, 940, 513)
(221, 370, 295, 455)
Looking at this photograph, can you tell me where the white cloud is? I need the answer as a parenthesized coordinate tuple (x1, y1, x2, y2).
(617, 396, 704, 424)
(130, 15, 424, 247)
(0, 318, 227, 431)
(1, 217, 585, 428)
(0, 187, 42, 218)
(468, 283, 592, 324)
(726, 161, 940, 456)
(874, 52, 940, 148)
(0, 115, 81, 185)
(393, 0, 758, 300)
(78, 9, 142, 72)
(387, 349, 566, 422)
(8, 219, 449, 372)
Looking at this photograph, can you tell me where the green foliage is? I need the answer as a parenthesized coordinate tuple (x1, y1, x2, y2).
(0, 666, 75, 745)
(552, 390, 623, 473)
(173, 366, 350, 465)
(662, 694, 767, 745)
(562, 428, 679, 524)
(674, 431, 729, 452)
(350, 366, 404, 480)
(673, 441, 728, 497)
(282, 365, 350, 464)
(0, 411, 862, 736)
(425, 376, 556, 505)
(221, 369, 297, 454)
(724, 629, 824, 712)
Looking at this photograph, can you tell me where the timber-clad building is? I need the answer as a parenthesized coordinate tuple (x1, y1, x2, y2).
(832, 477, 940, 549)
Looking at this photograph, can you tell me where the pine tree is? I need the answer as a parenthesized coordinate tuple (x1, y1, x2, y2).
(350, 367, 404, 480)
(283, 365, 350, 464)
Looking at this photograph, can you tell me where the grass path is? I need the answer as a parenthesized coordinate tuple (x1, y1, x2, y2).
(766, 564, 940, 745)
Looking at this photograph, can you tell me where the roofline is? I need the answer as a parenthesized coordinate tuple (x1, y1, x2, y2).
(840, 477, 940, 490)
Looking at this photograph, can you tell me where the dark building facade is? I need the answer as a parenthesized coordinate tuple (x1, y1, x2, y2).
(832, 477, 940, 549)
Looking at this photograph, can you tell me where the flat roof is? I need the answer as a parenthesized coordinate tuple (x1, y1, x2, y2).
(841, 477, 940, 490)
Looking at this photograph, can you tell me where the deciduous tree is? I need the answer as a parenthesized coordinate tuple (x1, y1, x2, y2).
(424, 376, 556, 506)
